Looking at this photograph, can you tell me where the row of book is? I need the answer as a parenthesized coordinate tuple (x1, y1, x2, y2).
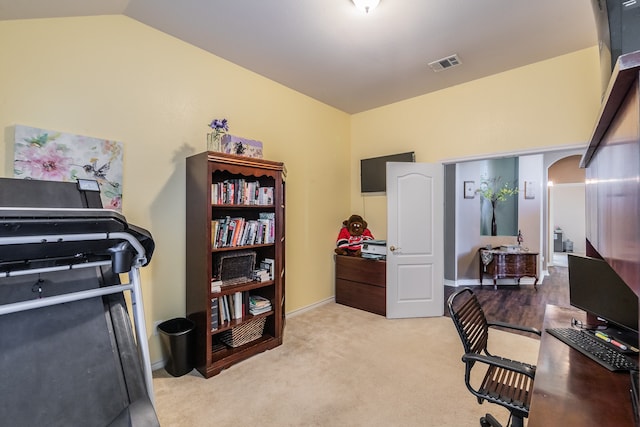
(211, 179, 274, 206)
(211, 213, 275, 248)
(210, 291, 273, 331)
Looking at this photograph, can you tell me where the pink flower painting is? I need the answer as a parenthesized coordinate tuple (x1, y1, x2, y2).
(13, 125, 124, 211)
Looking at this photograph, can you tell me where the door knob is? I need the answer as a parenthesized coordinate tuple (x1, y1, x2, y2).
(389, 245, 400, 252)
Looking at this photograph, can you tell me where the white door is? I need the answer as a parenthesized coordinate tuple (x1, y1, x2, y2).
(386, 162, 444, 318)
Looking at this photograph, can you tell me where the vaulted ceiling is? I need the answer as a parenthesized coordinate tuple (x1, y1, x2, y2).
(0, 0, 597, 113)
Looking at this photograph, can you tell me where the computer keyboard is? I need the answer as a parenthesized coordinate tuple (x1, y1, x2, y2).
(546, 327, 638, 372)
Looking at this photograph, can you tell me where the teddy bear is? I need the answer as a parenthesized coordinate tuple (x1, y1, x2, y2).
(335, 214, 374, 256)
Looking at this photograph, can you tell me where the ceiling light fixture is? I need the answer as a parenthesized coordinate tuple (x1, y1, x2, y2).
(352, 0, 380, 14)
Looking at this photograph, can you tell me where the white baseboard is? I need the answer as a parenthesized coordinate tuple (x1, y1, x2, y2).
(286, 296, 335, 318)
(152, 359, 165, 371)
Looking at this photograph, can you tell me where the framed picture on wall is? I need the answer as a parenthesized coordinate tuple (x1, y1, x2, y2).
(525, 181, 535, 199)
(464, 181, 475, 199)
(13, 125, 124, 211)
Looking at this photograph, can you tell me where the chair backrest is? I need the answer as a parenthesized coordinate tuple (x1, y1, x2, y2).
(447, 288, 489, 355)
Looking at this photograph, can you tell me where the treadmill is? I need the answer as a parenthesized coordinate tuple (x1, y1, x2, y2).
(0, 178, 159, 426)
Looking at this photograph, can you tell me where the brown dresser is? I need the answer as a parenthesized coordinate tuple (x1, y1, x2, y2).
(335, 255, 386, 316)
(479, 249, 538, 288)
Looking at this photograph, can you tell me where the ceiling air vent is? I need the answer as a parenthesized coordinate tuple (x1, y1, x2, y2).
(428, 54, 462, 72)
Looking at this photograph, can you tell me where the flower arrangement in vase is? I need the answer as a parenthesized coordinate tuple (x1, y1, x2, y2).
(477, 176, 518, 236)
(207, 118, 229, 152)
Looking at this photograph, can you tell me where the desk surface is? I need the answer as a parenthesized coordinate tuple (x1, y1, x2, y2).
(529, 304, 636, 426)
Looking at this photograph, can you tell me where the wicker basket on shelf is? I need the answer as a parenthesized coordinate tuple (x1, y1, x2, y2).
(219, 317, 266, 348)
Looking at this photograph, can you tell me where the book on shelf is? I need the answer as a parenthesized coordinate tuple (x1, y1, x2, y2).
(210, 298, 219, 331)
(233, 292, 243, 320)
(211, 220, 219, 249)
(227, 294, 235, 319)
(218, 296, 225, 323)
(226, 219, 237, 247)
(215, 216, 229, 248)
(220, 295, 231, 323)
(258, 187, 274, 205)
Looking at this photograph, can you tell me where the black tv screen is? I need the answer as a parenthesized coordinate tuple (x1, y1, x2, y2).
(568, 254, 639, 335)
(360, 152, 415, 193)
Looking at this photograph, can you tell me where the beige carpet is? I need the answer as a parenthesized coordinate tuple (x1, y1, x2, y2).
(153, 302, 539, 427)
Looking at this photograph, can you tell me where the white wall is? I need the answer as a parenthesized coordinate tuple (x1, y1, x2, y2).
(550, 183, 586, 254)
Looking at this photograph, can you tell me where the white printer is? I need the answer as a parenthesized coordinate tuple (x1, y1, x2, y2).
(361, 239, 387, 260)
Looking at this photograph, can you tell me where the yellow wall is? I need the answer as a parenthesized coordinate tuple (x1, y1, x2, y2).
(0, 16, 350, 363)
(350, 47, 601, 237)
(0, 15, 602, 365)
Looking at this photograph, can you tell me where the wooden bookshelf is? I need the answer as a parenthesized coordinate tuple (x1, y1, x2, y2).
(186, 151, 286, 378)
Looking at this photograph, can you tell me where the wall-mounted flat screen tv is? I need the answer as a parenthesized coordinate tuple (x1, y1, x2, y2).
(360, 152, 415, 193)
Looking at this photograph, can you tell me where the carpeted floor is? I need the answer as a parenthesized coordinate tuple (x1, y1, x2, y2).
(153, 302, 539, 426)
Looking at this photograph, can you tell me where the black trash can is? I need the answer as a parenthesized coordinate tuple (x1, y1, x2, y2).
(158, 317, 195, 377)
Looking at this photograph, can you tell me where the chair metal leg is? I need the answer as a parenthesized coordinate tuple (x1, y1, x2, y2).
(480, 413, 502, 427)
(510, 415, 524, 427)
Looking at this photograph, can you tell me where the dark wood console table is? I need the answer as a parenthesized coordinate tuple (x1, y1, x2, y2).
(335, 255, 386, 316)
(529, 304, 636, 426)
(478, 249, 538, 288)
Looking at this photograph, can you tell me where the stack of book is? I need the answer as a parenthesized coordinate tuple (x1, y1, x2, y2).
(260, 258, 275, 280)
(249, 295, 272, 315)
(211, 279, 222, 293)
(252, 268, 270, 282)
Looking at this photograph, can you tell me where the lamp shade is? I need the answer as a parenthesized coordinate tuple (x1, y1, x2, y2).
(352, 0, 380, 13)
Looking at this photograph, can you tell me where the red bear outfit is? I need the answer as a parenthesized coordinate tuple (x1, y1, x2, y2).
(336, 226, 373, 252)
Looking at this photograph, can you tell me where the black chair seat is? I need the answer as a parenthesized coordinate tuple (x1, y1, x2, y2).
(479, 361, 533, 413)
(448, 288, 541, 427)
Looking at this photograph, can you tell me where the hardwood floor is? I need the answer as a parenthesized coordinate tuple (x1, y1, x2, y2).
(444, 265, 570, 337)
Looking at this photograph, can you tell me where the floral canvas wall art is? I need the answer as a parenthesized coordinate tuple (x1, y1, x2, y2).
(13, 125, 124, 211)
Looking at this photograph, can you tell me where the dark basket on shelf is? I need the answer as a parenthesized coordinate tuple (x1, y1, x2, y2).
(213, 250, 256, 286)
(219, 317, 266, 348)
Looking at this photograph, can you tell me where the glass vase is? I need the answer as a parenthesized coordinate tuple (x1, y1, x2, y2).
(207, 133, 222, 152)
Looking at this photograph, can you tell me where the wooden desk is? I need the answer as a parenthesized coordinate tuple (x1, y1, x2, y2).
(335, 255, 386, 316)
(529, 305, 636, 426)
(479, 249, 538, 288)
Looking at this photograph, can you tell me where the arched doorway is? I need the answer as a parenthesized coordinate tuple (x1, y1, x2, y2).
(547, 155, 586, 267)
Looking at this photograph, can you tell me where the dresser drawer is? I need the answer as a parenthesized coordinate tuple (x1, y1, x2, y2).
(335, 278, 386, 316)
(335, 255, 385, 288)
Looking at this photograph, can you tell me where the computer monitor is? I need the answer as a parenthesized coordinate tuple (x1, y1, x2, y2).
(568, 254, 639, 336)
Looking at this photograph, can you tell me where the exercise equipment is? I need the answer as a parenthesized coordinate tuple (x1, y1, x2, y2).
(0, 178, 159, 426)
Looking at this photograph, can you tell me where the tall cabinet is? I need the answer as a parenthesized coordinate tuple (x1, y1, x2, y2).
(186, 151, 286, 378)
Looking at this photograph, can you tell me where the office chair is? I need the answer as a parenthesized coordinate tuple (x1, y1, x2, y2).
(447, 288, 541, 427)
